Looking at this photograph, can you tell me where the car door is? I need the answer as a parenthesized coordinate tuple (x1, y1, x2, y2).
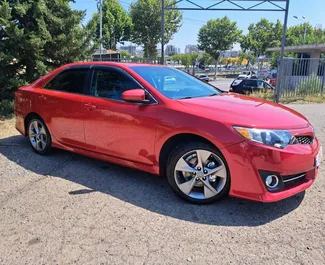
(83, 66, 158, 166)
(33, 67, 90, 148)
(242, 80, 257, 94)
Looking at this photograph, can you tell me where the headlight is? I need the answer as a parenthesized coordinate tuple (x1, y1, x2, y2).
(233, 126, 294, 149)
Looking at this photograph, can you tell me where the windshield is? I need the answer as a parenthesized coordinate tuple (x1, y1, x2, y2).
(130, 66, 221, 99)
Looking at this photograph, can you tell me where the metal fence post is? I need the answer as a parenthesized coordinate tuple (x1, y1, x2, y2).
(320, 61, 325, 95)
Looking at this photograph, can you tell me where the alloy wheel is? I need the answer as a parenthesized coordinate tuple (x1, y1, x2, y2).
(174, 149, 227, 200)
(28, 120, 48, 152)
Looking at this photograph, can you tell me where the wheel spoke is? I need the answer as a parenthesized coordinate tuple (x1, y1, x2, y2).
(29, 133, 37, 137)
(175, 157, 195, 174)
(196, 150, 212, 169)
(39, 126, 46, 135)
(201, 179, 218, 198)
(204, 165, 227, 178)
(32, 121, 40, 134)
(40, 139, 47, 146)
(178, 177, 197, 195)
(36, 140, 42, 151)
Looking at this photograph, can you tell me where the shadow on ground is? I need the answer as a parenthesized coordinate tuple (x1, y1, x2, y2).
(0, 135, 305, 227)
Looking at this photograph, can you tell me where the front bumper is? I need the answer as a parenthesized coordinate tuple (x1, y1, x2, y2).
(223, 135, 321, 202)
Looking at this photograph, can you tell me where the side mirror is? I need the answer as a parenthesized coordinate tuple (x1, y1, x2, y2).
(122, 89, 150, 104)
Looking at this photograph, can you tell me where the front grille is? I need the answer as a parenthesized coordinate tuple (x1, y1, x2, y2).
(295, 136, 313, 144)
(282, 173, 306, 187)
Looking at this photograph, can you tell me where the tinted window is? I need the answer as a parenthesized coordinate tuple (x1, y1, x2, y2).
(244, 80, 257, 87)
(45, 69, 88, 94)
(91, 69, 139, 100)
(256, 80, 264, 88)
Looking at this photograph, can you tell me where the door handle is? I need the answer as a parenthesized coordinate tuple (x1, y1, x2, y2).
(84, 103, 97, 110)
(38, 95, 47, 101)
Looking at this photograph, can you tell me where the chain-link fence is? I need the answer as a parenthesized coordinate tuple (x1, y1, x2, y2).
(277, 58, 325, 100)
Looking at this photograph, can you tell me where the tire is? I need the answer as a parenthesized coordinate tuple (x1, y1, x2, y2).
(27, 117, 52, 155)
(166, 142, 230, 204)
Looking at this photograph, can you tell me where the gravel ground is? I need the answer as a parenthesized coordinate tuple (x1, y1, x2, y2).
(0, 104, 324, 265)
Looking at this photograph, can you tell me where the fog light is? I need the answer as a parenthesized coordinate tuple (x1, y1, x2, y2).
(265, 175, 279, 189)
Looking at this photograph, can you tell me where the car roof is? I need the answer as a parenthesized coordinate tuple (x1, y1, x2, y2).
(234, 79, 265, 82)
(62, 62, 160, 68)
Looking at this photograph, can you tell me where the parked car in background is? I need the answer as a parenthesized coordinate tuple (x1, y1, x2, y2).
(257, 69, 271, 80)
(195, 74, 210, 82)
(237, 71, 257, 79)
(229, 79, 274, 94)
(15, 62, 321, 204)
(270, 72, 277, 87)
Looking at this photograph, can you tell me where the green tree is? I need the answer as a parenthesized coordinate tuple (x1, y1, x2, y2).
(130, 0, 182, 58)
(179, 54, 191, 72)
(87, 0, 132, 50)
(199, 53, 215, 66)
(240, 19, 283, 57)
(286, 24, 325, 46)
(239, 52, 256, 69)
(0, 0, 93, 99)
(120, 50, 131, 58)
(198, 16, 242, 77)
(172, 54, 181, 64)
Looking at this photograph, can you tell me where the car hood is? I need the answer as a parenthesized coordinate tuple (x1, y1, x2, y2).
(177, 93, 309, 129)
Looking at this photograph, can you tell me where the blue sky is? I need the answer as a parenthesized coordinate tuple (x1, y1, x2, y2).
(71, 0, 325, 52)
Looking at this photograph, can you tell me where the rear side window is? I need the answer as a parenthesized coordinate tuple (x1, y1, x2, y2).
(45, 69, 88, 94)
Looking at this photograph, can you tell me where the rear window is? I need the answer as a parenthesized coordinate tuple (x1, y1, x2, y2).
(45, 69, 88, 94)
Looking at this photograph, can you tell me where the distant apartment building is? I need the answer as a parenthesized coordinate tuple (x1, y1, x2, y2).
(120, 45, 137, 56)
(185, 44, 200, 54)
(165, 45, 180, 56)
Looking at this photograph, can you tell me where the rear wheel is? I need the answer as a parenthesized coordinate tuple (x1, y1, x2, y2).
(166, 142, 230, 204)
(27, 118, 52, 155)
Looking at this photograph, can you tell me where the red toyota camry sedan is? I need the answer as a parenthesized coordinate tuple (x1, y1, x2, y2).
(15, 62, 322, 204)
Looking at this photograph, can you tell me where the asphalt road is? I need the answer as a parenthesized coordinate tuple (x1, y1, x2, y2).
(0, 104, 324, 265)
(210, 79, 233, 92)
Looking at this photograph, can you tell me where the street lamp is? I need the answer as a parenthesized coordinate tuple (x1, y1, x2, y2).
(293, 16, 308, 59)
(293, 15, 308, 44)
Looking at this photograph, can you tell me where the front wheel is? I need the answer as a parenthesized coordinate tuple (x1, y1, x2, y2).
(166, 142, 230, 204)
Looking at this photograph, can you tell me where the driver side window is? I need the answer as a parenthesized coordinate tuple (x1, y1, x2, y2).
(91, 68, 139, 100)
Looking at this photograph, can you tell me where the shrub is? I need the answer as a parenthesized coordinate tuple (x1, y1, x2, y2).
(0, 100, 14, 118)
(250, 89, 275, 101)
(296, 74, 323, 95)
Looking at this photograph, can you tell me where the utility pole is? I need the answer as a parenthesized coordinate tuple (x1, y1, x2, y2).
(276, 0, 290, 103)
(97, 0, 103, 61)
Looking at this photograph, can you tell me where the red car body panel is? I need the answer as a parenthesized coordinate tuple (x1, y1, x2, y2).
(15, 62, 321, 202)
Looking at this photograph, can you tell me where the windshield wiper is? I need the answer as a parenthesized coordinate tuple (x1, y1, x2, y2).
(208, 93, 219, 97)
(178, 96, 193, 100)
